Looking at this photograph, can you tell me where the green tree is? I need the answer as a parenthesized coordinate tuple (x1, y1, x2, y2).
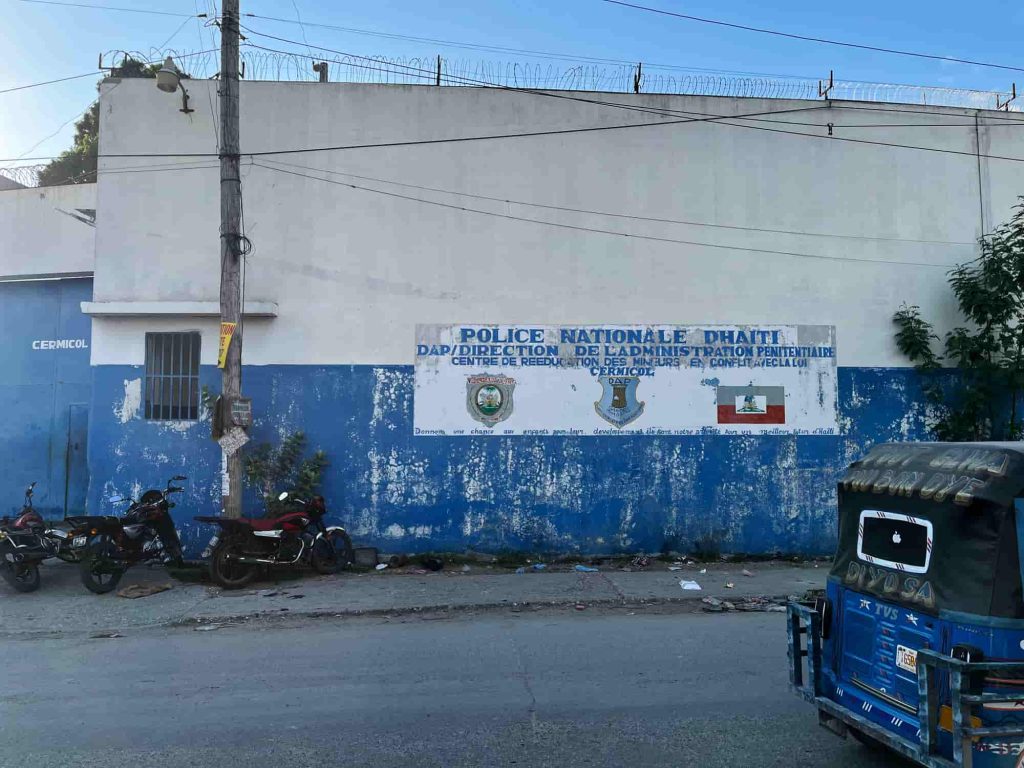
(893, 198, 1024, 441)
(242, 431, 329, 514)
(37, 57, 161, 187)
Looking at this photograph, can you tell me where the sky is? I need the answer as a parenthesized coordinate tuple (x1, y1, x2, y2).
(1, 0, 1023, 168)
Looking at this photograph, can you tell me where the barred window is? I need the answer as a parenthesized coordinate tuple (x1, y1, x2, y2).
(145, 332, 200, 420)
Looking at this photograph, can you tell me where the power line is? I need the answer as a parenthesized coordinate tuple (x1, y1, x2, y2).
(0, 102, 832, 161)
(252, 161, 959, 269)
(245, 42, 1022, 130)
(243, 32, 1024, 129)
(15, 98, 97, 159)
(18, 0, 192, 16)
(1, 71, 105, 95)
(5, 94, 1024, 164)
(4, 41, 1023, 164)
(242, 12, 820, 80)
(257, 157, 976, 246)
(242, 11, 1019, 98)
(156, 15, 195, 51)
(600, 0, 1024, 75)
(6, 97, 1024, 163)
(0, 47, 217, 96)
(238, 37, 1024, 163)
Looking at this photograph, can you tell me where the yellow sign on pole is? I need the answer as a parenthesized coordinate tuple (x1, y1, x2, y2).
(218, 322, 237, 369)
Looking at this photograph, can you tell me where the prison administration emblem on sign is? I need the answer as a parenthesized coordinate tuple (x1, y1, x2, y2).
(466, 374, 516, 427)
(594, 375, 645, 428)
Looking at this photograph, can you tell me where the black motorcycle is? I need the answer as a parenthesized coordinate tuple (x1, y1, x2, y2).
(195, 491, 354, 589)
(0, 483, 79, 592)
(68, 475, 186, 594)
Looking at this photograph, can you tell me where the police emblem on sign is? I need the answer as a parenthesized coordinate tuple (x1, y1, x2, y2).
(594, 375, 645, 428)
(466, 373, 516, 427)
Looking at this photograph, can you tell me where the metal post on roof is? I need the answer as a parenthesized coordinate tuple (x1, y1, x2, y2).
(818, 70, 834, 100)
(997, 83, 1017, 111)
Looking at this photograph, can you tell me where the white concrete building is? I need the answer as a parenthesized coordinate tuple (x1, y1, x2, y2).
(85, 79, 1024, 555)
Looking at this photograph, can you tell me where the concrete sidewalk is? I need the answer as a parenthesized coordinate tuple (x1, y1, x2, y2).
(0, 559, 828, 635)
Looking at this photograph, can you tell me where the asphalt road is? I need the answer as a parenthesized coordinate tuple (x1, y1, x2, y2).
(0, 611, 895, 767)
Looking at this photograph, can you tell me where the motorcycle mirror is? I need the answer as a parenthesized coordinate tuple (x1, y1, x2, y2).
(108, 495, 125, 503)
(278, 491, 289, 502)
(172, 475, 187, 481)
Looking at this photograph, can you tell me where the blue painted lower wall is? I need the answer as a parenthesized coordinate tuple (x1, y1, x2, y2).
(0, 278, 92, 518)
(86, 364, 941, 558)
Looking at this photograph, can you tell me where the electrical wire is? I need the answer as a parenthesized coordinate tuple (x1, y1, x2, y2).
(195, 0, 219, 149)
(243, 33, 1023, 130)
(255, 156, 976, 246)
(237, 37, 1024, 163)
(4, 37, 1022, 164)
(600, 0, 1024, 75)
(0, 47, 218, 96)
(1, 71, 106, 95)
(17, 0, 192, 16)
(242, 12, 818, 80)
(251, 161, 961, 269)
(6, 95, 1024, 163)
(15, 98, 98, 159)
(156, 15, 195, 51)
(0, 102, 833, 161)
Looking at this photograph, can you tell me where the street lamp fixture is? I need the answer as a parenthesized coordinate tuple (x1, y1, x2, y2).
(156, 56, 194, 114)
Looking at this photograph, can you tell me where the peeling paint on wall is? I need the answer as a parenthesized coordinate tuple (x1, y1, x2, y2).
(86, 364, 956, 559)
(115, 378, 141, 423)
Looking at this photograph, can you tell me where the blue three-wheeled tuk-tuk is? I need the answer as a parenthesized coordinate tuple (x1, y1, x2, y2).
(789, 442, 1024, 767)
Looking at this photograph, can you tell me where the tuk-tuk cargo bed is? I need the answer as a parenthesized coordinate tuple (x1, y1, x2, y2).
(789, 601, 1024, 768)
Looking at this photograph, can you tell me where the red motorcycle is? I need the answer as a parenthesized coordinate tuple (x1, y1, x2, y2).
(0, 483, 79, 592)
(195, 492, 354, 589)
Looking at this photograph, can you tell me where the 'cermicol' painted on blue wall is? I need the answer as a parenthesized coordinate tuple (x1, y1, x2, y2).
(86, 364, 940, 558)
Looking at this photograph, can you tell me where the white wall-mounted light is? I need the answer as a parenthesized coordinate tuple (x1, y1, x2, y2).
(156, 56, 194, 114)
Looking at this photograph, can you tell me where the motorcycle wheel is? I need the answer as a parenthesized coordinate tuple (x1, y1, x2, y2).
(311, 529, 355, 575)
(210, 541, 258, 589)
(79, 539, 125, 594)
(2, 562, 41, 593)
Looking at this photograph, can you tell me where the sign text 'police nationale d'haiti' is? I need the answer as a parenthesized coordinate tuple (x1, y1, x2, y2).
(414, 325, 837, 437)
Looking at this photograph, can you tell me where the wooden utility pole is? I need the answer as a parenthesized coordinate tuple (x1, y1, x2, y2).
(219, 0, 244, 517)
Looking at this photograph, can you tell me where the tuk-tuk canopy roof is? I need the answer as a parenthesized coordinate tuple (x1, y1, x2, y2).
(831, 441, 1024, 618)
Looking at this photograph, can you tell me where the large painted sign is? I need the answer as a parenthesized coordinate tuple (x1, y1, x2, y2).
(414, 325, 837, 436)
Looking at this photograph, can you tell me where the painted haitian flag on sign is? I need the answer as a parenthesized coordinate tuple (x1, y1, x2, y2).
(716, 385, 786, 425)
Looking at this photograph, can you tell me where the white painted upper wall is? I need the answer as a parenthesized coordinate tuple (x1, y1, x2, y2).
(0, 183, 96, 278)
(93, 80, 1024, 367)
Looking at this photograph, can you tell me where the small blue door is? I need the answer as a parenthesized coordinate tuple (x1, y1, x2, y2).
(64, 403, 89, 515)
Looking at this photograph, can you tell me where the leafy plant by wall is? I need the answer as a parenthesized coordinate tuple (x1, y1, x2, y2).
(37, 57, 161, 187)
(242, 431, 328, 514)
(893, 199, 1024, 441)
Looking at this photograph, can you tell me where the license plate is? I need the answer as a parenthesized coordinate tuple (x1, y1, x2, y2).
(896, 645, 918, 673)
(73, 536, 87, 547)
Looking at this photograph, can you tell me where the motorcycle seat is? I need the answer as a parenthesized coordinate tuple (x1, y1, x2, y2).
(239, 512, 306, 531)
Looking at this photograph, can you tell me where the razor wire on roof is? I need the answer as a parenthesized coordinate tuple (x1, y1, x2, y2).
(237, 50, 1020, 111)
(5, 48, 1020, 188)
(0, 164, 45, 187)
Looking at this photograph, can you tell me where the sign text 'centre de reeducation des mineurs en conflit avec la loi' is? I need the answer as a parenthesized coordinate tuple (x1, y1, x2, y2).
(413, 325, 837, 437)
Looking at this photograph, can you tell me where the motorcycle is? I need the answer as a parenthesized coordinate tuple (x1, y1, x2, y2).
(68, 475, 186, 594)
(0, 483, 80, 592)
(195, 491, 354, 589)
